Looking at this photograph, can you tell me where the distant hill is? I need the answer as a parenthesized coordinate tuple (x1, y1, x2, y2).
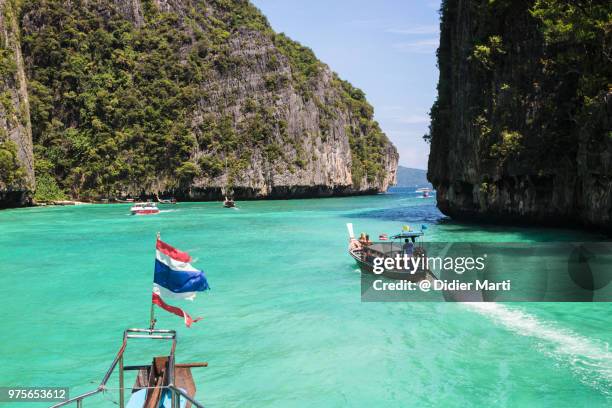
(394, 167, 431, 188)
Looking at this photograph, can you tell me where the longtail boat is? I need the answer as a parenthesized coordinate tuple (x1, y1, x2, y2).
(155, 193, 177, 204)
(346, 223, 434, 281)
(50, 328, 205, 408)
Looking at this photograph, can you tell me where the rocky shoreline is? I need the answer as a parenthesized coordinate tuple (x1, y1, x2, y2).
(21, 186, 390, 208)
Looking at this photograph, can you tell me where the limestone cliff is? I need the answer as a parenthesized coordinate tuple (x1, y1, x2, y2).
(0, 0, 34, 207)
(428, 0, 611, 232)
(11, 0, 397, 204)
(187, 26, 397, 199)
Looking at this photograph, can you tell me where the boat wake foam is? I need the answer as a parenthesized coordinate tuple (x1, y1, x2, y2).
(464, 303, 612, 397)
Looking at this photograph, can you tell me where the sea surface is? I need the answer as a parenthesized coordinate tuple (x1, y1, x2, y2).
(1, 188, 611, 407)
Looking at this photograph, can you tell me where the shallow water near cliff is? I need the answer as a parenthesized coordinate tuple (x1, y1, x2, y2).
(1, 188, 611, 407)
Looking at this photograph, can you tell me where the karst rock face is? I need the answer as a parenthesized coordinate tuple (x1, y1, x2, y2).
(0, 0, 35, 208)
(428, 0, 611, 232)
(0, 0, 397, 207)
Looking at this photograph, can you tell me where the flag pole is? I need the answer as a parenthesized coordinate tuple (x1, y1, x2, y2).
(149, 302, 156, 331)
(149, 232, 160, 331)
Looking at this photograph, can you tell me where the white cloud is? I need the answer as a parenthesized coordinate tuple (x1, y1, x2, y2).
(392, 38, 439, 54)
(386, 25, 439, 35)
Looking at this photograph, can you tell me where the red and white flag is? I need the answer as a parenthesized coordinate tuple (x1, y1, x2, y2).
(152, 292, 202, 327)
(152, 238, 209, 327)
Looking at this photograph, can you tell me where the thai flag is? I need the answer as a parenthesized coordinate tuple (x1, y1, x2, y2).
(379, 234, 388, 241)
(152, 239, 209, 327)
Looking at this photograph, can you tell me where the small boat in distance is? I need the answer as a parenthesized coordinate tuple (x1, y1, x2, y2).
(155, 193, 177, 204)
(223, 196, 235, 208)
(416, 187, 432, 198)
(131, 202, 160, 215)
(346, 223, 432, 281)
(115, 197, 135, 203)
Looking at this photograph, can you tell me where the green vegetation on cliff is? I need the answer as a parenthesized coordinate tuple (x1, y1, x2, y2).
(336, 78, 390, 187)
(17, 0, 392, 200)
(23, 0, 202, 198)
(428, 0, 610, 170)
(0, 138, 25, 187)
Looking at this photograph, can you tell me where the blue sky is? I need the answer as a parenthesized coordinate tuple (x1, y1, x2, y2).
(252, 0, 441, 170)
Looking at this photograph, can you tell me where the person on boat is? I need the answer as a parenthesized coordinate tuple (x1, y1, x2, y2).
(349, 238, 362, 251)
(364, 234, 373, 245)
(403, 239, 414, 256)
(358, 233, 367, 245)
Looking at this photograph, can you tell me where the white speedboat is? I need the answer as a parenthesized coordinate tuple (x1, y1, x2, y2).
(130, 202, 160, 215)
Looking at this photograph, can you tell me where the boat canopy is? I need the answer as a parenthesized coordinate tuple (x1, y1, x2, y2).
(391, 231, 424, 239)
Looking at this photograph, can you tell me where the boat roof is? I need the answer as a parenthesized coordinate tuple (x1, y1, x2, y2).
(391, 231, 424, 239)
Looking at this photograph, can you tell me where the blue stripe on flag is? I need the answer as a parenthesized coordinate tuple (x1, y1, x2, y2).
(154, 260, 210, 293)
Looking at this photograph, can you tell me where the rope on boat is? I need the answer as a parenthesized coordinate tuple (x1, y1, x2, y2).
(100, 387, 119, 406)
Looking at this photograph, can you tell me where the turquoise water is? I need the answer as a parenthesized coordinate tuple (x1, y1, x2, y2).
(1, 189, 611, 407)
